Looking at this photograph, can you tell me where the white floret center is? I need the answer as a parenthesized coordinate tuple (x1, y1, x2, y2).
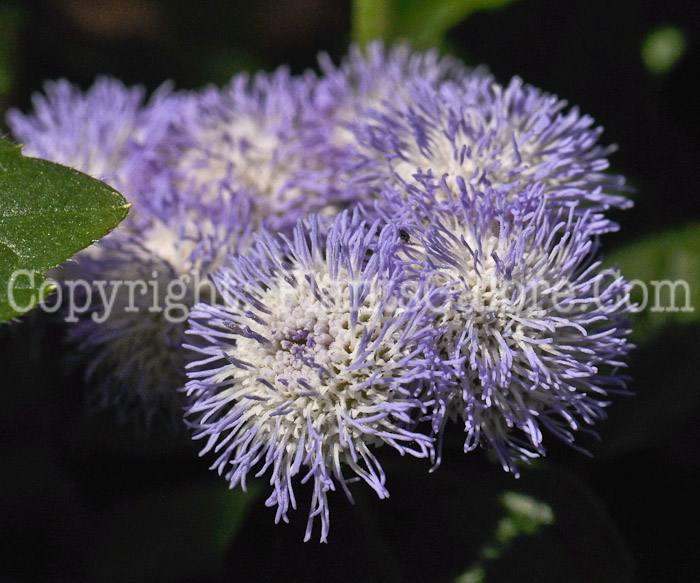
(226, 266, 397, 451)
(182, 114, 304, 226)
(388, 113, 548, 200)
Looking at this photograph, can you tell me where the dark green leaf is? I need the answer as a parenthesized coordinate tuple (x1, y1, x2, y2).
(593, 225, 700, 457)
(0, 138, 130, 322)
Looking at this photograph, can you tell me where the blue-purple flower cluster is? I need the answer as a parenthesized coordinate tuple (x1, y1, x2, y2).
(7, 42, 632, 540)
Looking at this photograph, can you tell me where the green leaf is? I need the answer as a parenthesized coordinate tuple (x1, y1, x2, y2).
(454, 491, 555, 583)
(605, 223, 700, 342)
(0, 138, 131, 322)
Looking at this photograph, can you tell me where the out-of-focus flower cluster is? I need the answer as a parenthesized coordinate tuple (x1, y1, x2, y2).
(7, 42, 632, 541)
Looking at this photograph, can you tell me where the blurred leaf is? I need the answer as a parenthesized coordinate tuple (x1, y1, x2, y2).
(641, 25, 687, 75)
(86, 478, 261, 583)
(393, 0, 521, 49)
(352, 0, 394, 47)
(0, 138, 130, 322)
(605, 222, 700, 342)
(200, 46, 266, 86)
(599, 224, 700, 458)
(351, 0, 521, 49)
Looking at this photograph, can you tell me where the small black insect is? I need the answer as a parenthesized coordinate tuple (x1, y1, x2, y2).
(398, 228, 411, 243)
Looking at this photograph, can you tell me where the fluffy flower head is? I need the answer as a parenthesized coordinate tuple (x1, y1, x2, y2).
(357, 75, 631, 233)
(139, 68, 362, 236)
(314, 41, 470, 146)
(6, 77, 164, 191)
(185, 210, 437, 541)
(396, 192, 632, 473)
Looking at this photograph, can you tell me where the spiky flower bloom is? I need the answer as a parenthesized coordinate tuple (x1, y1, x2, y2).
(355, 75, 631, 233)
(392, 190, 632, 474)
(6, 77, 170, 193)
(5, 77, 200, 240)
(314, 41, 471, 148)
(7, 78, 248, 427)
(135, 67, 365, 237)
(184, 210, 438, 541)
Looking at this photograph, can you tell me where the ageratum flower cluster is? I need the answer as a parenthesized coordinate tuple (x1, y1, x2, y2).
(7, 42, 632, 540)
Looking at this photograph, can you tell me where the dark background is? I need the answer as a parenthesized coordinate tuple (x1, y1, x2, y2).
(1, 0, 699, 581)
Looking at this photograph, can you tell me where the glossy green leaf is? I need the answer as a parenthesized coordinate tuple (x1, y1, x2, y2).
(0, 138, 131, 322)
(605, 223, 700, 342)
